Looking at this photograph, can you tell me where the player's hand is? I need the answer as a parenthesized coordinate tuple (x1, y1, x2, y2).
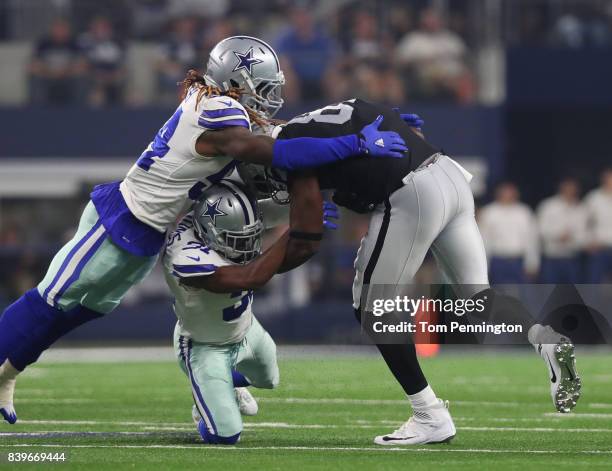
(358, 115, 409, 159)
(392, 108, 425, 130)
(323, 201, 339, 230)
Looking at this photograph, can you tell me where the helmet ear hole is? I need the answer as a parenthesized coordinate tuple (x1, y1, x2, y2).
(230, 79, 240, 88)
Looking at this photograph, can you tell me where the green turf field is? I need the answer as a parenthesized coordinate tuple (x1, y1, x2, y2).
(1, 349, 611, 470)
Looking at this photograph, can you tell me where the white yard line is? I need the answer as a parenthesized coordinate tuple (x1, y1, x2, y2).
(543, 412, 612, 419)
(14, 399, 94, 404)
(256, 397, 529, 407)
(458, 426, 612, 433)
(18, 420, 190, 427)
(38, 346, 382, 363)
(589, 403, 612, 409)
(0, 443, 611, 455)
(0, 431, 156, 437)
(360, 416, 604, 424)
(9, 420, 612, 434)
(16, 396, 531, 407)
(14, 394, 612, 410)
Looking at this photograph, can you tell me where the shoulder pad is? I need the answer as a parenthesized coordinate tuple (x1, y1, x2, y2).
(198, 95, 251, 131)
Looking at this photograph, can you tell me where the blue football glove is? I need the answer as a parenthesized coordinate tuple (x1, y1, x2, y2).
(358, 115, 408, 159)
(323, 201, 339, 230)
(393, 108, 425, 129)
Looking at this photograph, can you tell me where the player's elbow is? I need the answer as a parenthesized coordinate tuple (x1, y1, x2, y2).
(221, 139, 249, 159)
(223, 134, 269, 163)
(238, 265, 274, 290)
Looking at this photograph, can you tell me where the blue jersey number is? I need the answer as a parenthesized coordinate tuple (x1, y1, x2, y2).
(136, 106, 183, 171)
(223, 290, 253, 322)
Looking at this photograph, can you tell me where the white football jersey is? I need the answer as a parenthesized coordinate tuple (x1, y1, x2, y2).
(162, 215, 253, 345)
(120, 88, 251, 233)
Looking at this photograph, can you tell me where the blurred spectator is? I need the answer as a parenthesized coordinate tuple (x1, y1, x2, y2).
(478, 183, 539, 283)
(79, 16, 126, 107)
(584, 168, 612, 283)
(553, 4, 612, 48)
(555, 12, 587, 48)
(536, 178, 586, 283)
(326, 9, 403, 104)
(28, 19, 85, 105)
(395, 7, 474, 103)
(350, 62, 405, 104)
(275, 5, 336, 102)
(201, 18, 235, 54)
(156, 17, 201, 104)
(167, 0, 229, 20)
(386, 3, 415, 42)
(349, 10, 385, 62)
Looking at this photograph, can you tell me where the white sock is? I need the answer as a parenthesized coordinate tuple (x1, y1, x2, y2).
(527, 324, 563, 349)
(408, 385, 438, 409)
(527, 324, 543, 345)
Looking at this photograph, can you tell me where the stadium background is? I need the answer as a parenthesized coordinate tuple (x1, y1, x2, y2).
(0, 0, 611, 344)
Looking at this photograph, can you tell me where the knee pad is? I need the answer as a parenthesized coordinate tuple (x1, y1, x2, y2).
(197, 419, 241, 445)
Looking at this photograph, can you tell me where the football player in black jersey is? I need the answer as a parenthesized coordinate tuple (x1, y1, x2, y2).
(242, 99, 581, 445)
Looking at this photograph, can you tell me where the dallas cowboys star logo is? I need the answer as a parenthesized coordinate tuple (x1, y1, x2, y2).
(232, 47, 263, 75)
(202, 197, 227, 224)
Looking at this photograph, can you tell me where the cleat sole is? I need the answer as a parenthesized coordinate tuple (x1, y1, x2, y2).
(553, 340, 581, 413)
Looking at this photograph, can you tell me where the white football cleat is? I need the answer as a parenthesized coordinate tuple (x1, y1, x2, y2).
(0, 360, 18, 425)
(374, 399, 456, 446)
(529, 325, 581, 413)
(235, 387, 258, 416)
(528, 324, 582, 414)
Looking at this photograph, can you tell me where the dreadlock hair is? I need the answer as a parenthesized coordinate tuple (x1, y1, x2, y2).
(180, 69, 268, 128)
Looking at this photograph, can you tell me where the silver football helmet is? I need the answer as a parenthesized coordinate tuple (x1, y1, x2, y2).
(193, 179, 264, 264)
(238, 163, 289, 205)
(204, 36, 285, 118)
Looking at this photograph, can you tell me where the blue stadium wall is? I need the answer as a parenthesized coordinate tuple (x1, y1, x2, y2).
(506, 47, 612, 204)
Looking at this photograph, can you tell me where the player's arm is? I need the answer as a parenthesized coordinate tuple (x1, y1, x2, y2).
(179, 174, 324, 293)
(277, 172, 323, 272)
(181, 231, 291, 293)
(195, 115, 409, 170)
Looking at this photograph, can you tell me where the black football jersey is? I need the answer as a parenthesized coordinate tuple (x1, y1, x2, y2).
(277, 99, 440, 207)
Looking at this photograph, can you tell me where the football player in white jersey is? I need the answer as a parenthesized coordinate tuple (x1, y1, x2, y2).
(165, 174, 332, 444)
(0, 36, 408, 424)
